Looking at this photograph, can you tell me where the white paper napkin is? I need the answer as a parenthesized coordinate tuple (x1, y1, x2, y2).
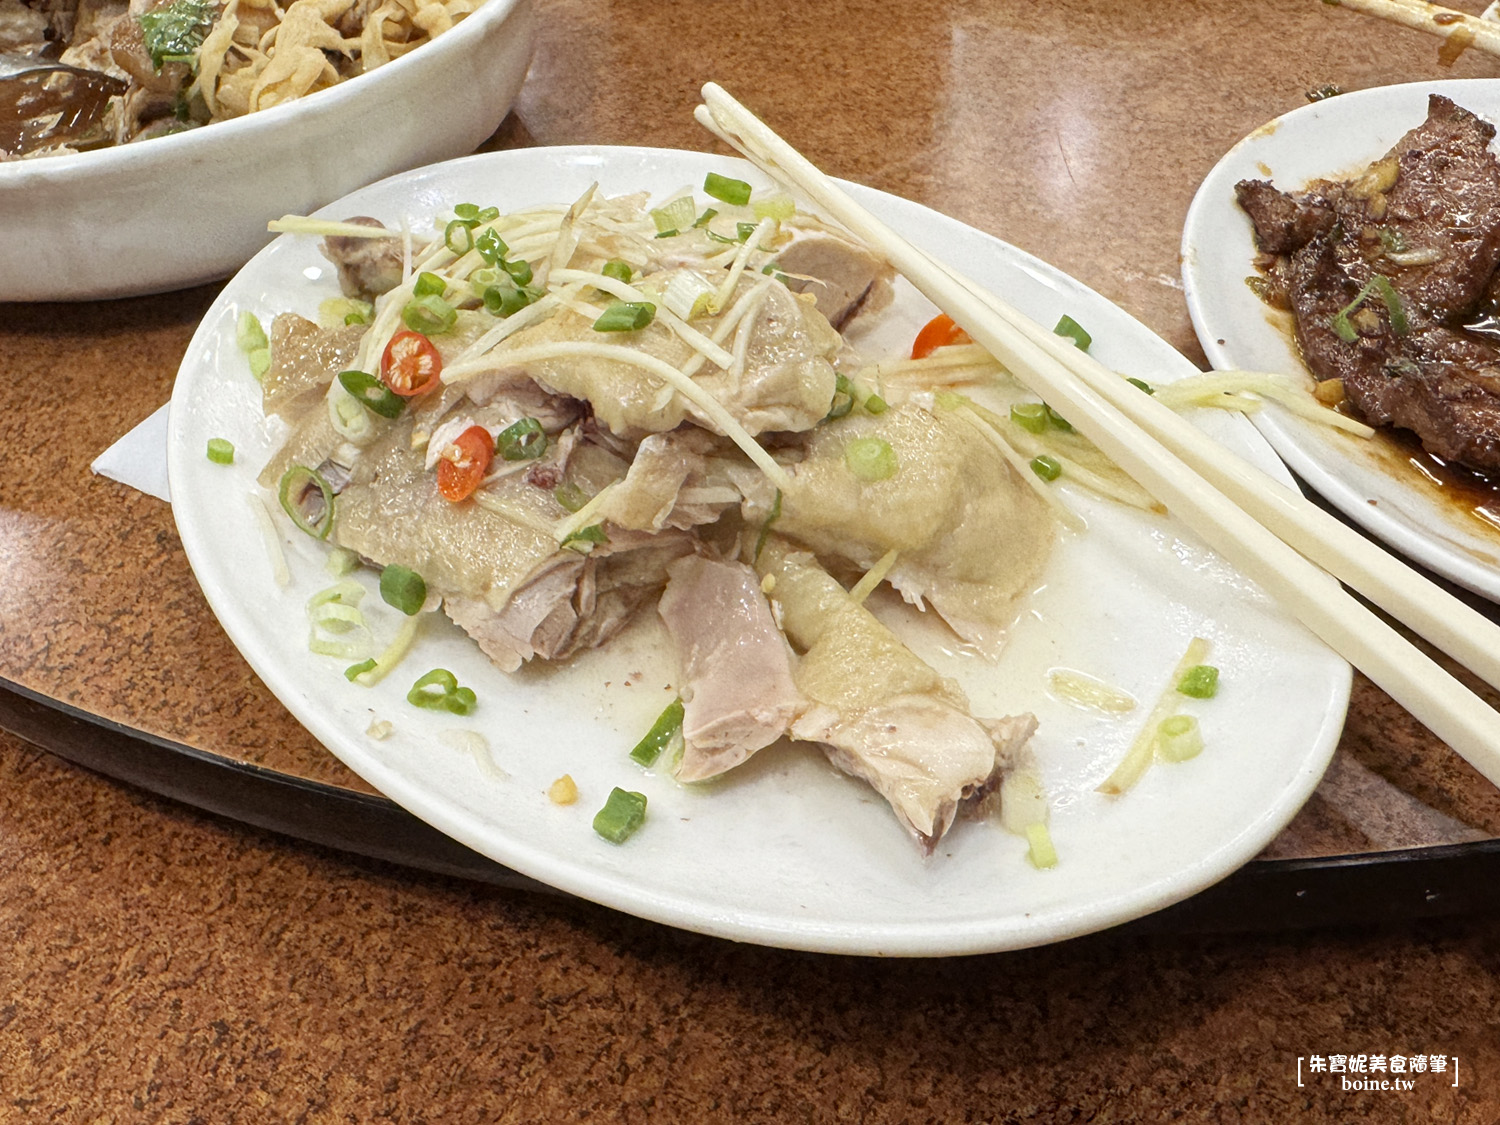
(91, 403, 172, 503)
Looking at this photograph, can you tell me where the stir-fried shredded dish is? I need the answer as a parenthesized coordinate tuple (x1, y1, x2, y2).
(0, 0, 480, 156)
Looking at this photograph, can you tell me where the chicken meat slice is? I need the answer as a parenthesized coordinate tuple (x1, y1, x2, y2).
(774, 223, 896, 330)
(756, 537, 1036, 849)
(657, 554, 802, 781)
(446, 534, 691, 672)
(737, 400, 1054, 657)
(595, 428, 745, 533)
(472, 272, 840, 438)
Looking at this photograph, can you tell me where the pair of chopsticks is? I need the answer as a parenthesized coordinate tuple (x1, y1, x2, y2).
(694, 82, 1500, 786)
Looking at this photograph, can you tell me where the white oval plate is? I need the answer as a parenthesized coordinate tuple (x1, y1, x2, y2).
(169, 146, 1349, 955)
(1183, 80, 1500, 601)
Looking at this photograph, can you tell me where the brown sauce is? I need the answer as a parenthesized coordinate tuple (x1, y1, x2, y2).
(0, 72, 121, 157)
(1374, 425, 1500, 537)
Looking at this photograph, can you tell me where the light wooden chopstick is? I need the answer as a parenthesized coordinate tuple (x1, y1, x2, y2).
(694, 82, 1500, 786)
(1329, 0, 1500, 61)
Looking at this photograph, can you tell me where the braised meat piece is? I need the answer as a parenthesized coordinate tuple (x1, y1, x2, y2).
(1237, 94, 1500, 470)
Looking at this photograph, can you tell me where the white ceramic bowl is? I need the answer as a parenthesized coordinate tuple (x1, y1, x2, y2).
(2, 0, 535, 302)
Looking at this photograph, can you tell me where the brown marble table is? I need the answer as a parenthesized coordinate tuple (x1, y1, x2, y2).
(5, 0, 1500, 1118)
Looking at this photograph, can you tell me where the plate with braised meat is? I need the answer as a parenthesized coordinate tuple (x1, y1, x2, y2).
(1184, 81, 1500, 602)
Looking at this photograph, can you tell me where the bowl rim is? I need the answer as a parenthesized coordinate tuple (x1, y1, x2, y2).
(0, 0, 525, 180)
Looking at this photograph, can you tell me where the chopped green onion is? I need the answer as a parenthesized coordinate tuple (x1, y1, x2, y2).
(444, 220, 474, 255)
(692, 207, 719, 229)
(845, 436, 898, 482)
(1010, 402, 1048, 433)
(453, 202, 481, 222)
(379, 564, 427, 616)
(753, 489, 782, 563)
(476, 228, 507, 265)
(338, 369, 405, 419)
(1127, 377, 1155, 394)
(402, 293, 457, 335)
(1156, 713, 1204, 762)
(1176, 664, 1220, 699)
(413, 271, 447, 298)
(325, 546, 360, 577)
(504, 258, 533, 287)
(601, 259, 634, 283)
(593, 787, 648, 844)
(826, 374, 855, 420)
(554, 481, 588, 512)
(1054, 314, 1092, 351)
(482, 282, 533, 318)
(650, 195, 696, 234)
(1030, 454, 1063, 482)
(1330, 273, 1408, 342)
(318, 296, 373, 330)
(704, 172, 752, 206)
(1025, 822, 1058, 869)
(236, 311, 270, 380)
(496, 417, 547, 461)
(344, 658, 377, 681)
(1045, 405, 1074, 432)
(736, 221, 758, 243)
(277, 465, 334, 539)
(751, 193, 796, 221)
(561, 524, 608, 552)
(407, 668, 477, 715)
(592, 301, 656, 332)
(863, 393, 889, 415)
(206, 437, 234, 464)
(655, 229, 679, 239)
(630, 698, 685, 767)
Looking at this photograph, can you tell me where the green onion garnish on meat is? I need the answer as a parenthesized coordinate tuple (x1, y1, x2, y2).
(402, 293, 457, 335)
(1030, 454, 1063, 482)
(845, 437, 898, 482)
(1330, 273, 1408, 342)
(379, 564, 427, 616)
(825, 374, 855, 421)
(444, 221, 474, 255)
(476, 228, 508, 265)
(593, 787, 648, 844)
(630, 698, 685, 767)
(592, 301, 656, 332)
(496, 417, 547, 461)
(1010, 402, 1048, 432)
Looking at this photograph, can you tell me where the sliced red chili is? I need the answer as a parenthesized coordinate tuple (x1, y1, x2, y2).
(437, 424, 494, 502)
(910, 313, 972, 359)
(380, 329, 443, 397)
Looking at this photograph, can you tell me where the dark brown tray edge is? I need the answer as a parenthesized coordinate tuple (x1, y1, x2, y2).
(5, 677, 1499, 940)
(0, 677, 546, 893)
